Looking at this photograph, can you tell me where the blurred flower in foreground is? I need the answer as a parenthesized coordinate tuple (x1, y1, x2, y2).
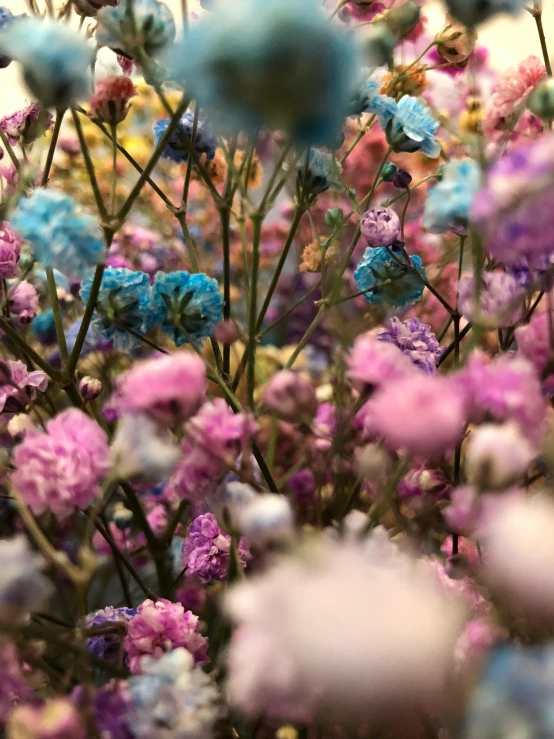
(348, 333, 417, 393)
(465, 422, 535, 490)
(516, 307, 554, 392)
(153, 111, 217, 163)
(457, 271, 524, 328)
(0, 102, 52, 147)
(0, 7, 26, 68)
(354, 247, 426, 308)
(8, 699, 86, 739)
(0, 535, 51, 622)
(445, 0, 526, 27)
(97, 0, 176, 58)
(423, 159, 481, 234)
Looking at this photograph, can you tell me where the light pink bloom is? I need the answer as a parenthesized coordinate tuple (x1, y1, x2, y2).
(88, 75, 136, 124)
(262, 370, 317, 422)
(348, 333, 417, 392)
(516, 307, 554, 392)
(0, 222, 22, 279)
(8, 280, 38, 323)
(489, 55, 546, 120)
(8, 699, 86, 739)
(0, 359, 47, 413)
(465, 422, 535, 490)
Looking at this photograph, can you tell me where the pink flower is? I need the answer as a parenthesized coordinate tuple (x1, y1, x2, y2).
(114, 352, 207, 425)
(11, 409, 110, 517)
(0, 102, 53, 146)
(8, 281, 38, 323)
(489, 55, 546, 120)
(368, 375, 466, 458)
(516, 307, 554, 391)
(262, 370, 317, 422)
(454, 618, 497, 671)
(0, 222, 22, 279)
(89, 75, 136, 125)
(124, 598, 209, 674)
(347, 333, 417, 392)
(0, 359, 47, 413)
(9, 699, 86, 739)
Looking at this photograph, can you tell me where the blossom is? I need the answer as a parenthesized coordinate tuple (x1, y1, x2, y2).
(348, 332, 417, 391)
(150, 271, 223, 347)
(80, 267, 153, 352)
(0, 535, 51, 622)
(0, 639, 35, 719)
(0, 221, 23, 279)
(489, 55, 546, 120)
(8, 699, 87, 739)
(97, 0, 176, 57)
(457, 271, 524, 327)
(0, 19, 92, 108)
(0, 7, 26, 68)
(12, 409, 110, 517)
(124, 598, 209, 674)
(237, 494, 294, 547)
(8, 281, 38, 323)
(182, 513, 250, 584)
(295, 149, 343, 196)
(465, 422, 535, 490)
(354, 247, 426, 308)
(445, 0, 526, 26)
(360, 207, 400, 248)
(385, 95, 441, 158)
(153, 111, 217, 163)
(79, 376, 103, 402)
(349, 70, 397, 123)
(423, 159, 481, 234)
(11, 190, 104, 278)
(0, 359, 48, 413)
(86, 606, 137, 661)
(72, 682, 132, 739)
(262, 370, 317, 422)
(376, 317, 442, 374)
(110, 414, 181, 481)
(0, 102, 52, 147)
(127, 648, 220, 739)
(168, 0, 357, 146)
(89, 75, 136, 126)
(515, 307, 554, 392)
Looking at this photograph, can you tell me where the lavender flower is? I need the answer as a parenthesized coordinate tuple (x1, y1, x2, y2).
(377, 317, 443, 374)
(182, 513, 250, 584)
(86, 606, 137, 661)
(457, 272, 524, 327)
(0, 102, 53, 147)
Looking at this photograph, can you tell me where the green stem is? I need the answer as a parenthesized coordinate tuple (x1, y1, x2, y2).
(0, 126, 20, 172)
(284, 305, 327, 370)
(110, 122, 117, 216)
(71, 109, 108, 221)
(0, 316, 62, 380)
(46, 267, 68, 366)
(66, 262, 107, 379)
(534, 12, 552, 76)
(41, 109, 65, 187)
(246, 215, 263, 408)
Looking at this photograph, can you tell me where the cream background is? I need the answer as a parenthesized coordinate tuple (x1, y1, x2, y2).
(0, 0, 553, 113)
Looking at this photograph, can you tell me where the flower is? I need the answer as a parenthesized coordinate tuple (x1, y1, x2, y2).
(457, 271, 524, 327)
(124, 598, 209, 674)
(79, 376, 103, 402)
(354, 247, 426, 308)
(423, 160, 481, 234)
(86, 606, 137, 661)
(127, 648, 220, 739)
(89, 75, 137, 126)
(348, 332, 417, 392)
(97, 0, 176, 58)
(376, 317, 443, 374)
(182, 513, 250, 584)
(435, 14, 477, 66)
(12, 409, 110, 517)
(349, 70, 397, 123)
(0, 639, 35, 719)
(0, 535, 51, 622)
(0, 222, 22, 279)
(489, 55, 546, 120)
(369, 375, 466, 457)
(110, 414, 181, 481)
(360, 207, 401, 248)
(11, 190, 104, 278)
(0, 7, 26, 68)
(153, 111, 217, 163)
(72, 0, 119, 17)
(516, 307, 554, 391)
(168, 0, 357, 145)
(385, 95, 441, 158)
(0, 359, 48, 413)
(8, 281, 38, 323)
(237, 494, 294, 547)
(445, 0, 526, 26)
(295, 149, 343, 196)
(80, 267, 153, 352)
(465, 422, 535, 490)
(0, 102, 53, 147)
(150, 271, 223, 347)
(72, 682, 132, 739)
(262, 370, 317, 422)
(114, 353, 207, 425)
(0, 19, 92, 108)
(8, 699, 87, 739)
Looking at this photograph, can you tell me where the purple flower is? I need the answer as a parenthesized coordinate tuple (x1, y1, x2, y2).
(8, 281, 38, 323)
(0, 639, 36, 719)
(86, 606, 137, 661)
(0, 102, 53, 146)
(0, 222, 22, 279)
(0, 359, 47, 413)
(72, 682, 132, 739)
(457, 271, 524, 327)
(182, 513, 250, 584)
(376, 317, 443, 374)
(360, 207, 401, 248)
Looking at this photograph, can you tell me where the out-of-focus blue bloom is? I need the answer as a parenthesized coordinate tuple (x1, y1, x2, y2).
(0, 7, 27, 68)
(80, 267, 153, 353)
(385, 96, 441, 158)
(11, 190, 104, 278)
(462, 644, 554, 738)
(423, 159, 481, 233)
(354, 247, 426, 308)
(65, 317, 113, 356)
(167, 0, 358, 146)
(85, 606, 136, 661)
(30, 310, 57, 344)
(446, 0, 526, 27)
(349, 70, 397, 126)
(153, 110, 217, 163)
(97, 0, 176, 57)
(295, 149, 343, 196)
(0, 20, 92, 108)
(150, 271, 223, 347)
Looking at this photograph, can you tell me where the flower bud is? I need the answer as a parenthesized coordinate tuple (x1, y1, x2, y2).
(364, 24, 397, 67)
(237, 494, 294, 547)
(528, 78, 554, 121)
(7, 413, 34, 442)
(113, 502, 134, 530)
(88, 75, 136, 126)
(361, 207, 401, 248)
(356, 444, 391, 485)
(214, 319, 240, 345)
(392, 169, 412, 189)
(325, 208, 344, 228)
(79, 376, 103, 402)
(436, 14, 477, 66)
(384, 2, 421, 39)
(73, 0, 117, 17)
(262, 370, 317, 423)
(380, 163, 398, 183)
(465, 423, 535, 490)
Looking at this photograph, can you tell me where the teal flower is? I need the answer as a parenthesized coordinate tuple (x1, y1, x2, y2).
(385, 96, 441, 158)
(423, 159, 481, 233)
(150, 271, 223, 347)
(354, 247, 426, 308)
(80, 267, 152, 353)
(97, 0, 176, 58)
(349, 70, 397, 126)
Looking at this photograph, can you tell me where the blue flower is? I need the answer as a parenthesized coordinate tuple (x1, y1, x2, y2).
(349, 71, 397, 126)
(80, 267, 153, 353)
(11, 190, 104, 278)
(97, 0, 176, 57)
(295, 149, 343, 196)
(167, 0, 357, 146)
(150, 271, 223, 347)
(30, 310, 56, 344)
(446, 0, 525, 27)
(0, 7, 27, 68)
(423, 159, 481, 233)
(0, 19, 92, 108)
(385, 96, 441, 158)
(65, 317, 113, 356)
(354, 247, 426, 308)
(153, 110, 217, 163)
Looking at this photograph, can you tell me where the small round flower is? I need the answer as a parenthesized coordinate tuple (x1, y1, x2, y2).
(0, 535, 51, 622)
(0, 19, 92, 108)
(89, 75, 136, 126)
(262, 370, 317, 423)
(97, 0, 176, 58)
(0, 359, 48, 413)
(79, 376, 103, 402)
(11, 189, 105, 278)
(465, 422, 535, 490)
(376, 317, 443, 374)
(0, 222, 22, 279)
(153, 110, 217, 163)
(0, 102, 53, 147)
(354, 247, 426, 308)
(385, 95, 441, 158)
(182, 512, 250, 584)
(436, 14, 477, 66)
(150, 271, 223, 347)
(360, 207, 401, 248)
(86, 606, 136, 661)
(489, 54, 546, 121)
(124, 598, 209, 674)
(348, 332, 417, 392)
(423, 159, 481, 234)
(80, 267, 153, 352)
(457, 271, 524, 327)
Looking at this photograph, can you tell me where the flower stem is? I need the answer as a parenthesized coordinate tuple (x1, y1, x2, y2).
(46, 267, 68, 366)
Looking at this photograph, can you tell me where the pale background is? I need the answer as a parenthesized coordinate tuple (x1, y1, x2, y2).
(0, 0, 553, 113)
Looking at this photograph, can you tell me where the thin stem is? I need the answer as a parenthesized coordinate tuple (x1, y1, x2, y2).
(67, 262, 106, 379)
(0, 126, 20, 172)
(41, 109, 65, 187)
(260, 279, 321, 338)
(284, 305, 327, 370)
(535, 12, 552, 76)
(246, 215, 263, 408)
(110, 122, 117, 215)
(0, 316, 62, 380)
(46, 267, 68, 366)
(181, 105, 199, 207)
(71, 110, 108, 221)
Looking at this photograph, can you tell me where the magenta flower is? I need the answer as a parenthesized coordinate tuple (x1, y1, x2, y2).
(182, 512, 250, 583)
(0, 222, 22, 279)
(124, 598, 209, 674)
(8, 281, 38, 323)
(348, 332, 417, 392)
(0, 102, 53, 146)
(516, 308, 554, 392)
(0, 359, 47, 413)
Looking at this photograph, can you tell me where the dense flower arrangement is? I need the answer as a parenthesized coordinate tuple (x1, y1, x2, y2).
(1, 0, 554, 736)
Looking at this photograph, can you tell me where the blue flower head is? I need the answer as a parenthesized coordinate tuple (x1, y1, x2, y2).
(0, 20, 92, 108)
(349, 70, 397, 127)
(153, 110, 217, 163)
(423, 159, 482, 234)
(31, 310, 56, 344)
(354, 247, 426, 308)
(11, 189, 105, 278)
(150, 271, 223, 347)
(97, 0, 176, 58)
(167, 0, 358, 146)
(446, 0, 525, 27)
(80, 267, 153, 353)
(0, 7, 27, 68)
(386, 96, 441, 158)
(296, 149, 343, 197)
